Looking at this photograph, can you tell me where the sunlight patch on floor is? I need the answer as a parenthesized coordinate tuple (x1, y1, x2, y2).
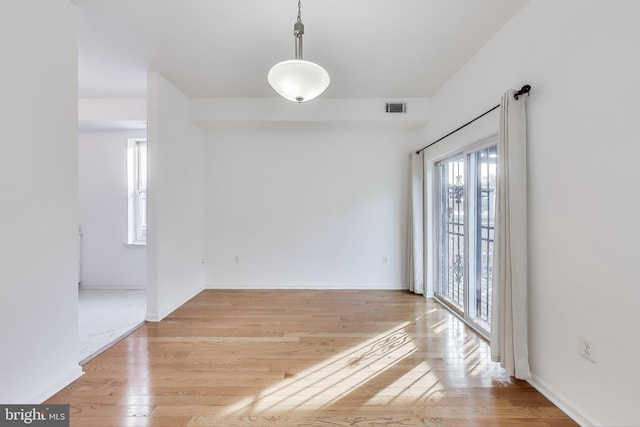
(221, 321, 432, 415)
(365, 361, 442, 406)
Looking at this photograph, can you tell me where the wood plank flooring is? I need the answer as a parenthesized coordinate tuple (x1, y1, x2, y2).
(47, 290, 578, 426)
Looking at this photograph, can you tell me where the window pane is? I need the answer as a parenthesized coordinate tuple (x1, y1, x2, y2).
(438, 157, 465, 311)
(137, 190, 147, 242)
(471, 146, 496, 329)
(137, 141, 147, 191)
(127, 138, 148, 244)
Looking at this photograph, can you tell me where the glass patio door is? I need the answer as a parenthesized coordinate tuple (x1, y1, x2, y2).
(435, 143, 497, 336)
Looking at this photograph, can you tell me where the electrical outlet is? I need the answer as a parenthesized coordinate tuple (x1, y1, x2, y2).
(382, 256, 388, 264)
(578, 336, 596, 363)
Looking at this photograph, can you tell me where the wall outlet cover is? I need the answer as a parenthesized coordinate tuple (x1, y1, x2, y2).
(578, 336, 596, 363)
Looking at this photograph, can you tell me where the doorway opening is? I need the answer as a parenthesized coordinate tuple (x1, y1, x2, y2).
(77, 127, 147, 363)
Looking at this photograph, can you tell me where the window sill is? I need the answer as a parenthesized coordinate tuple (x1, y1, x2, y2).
(124, 242, 146, 248)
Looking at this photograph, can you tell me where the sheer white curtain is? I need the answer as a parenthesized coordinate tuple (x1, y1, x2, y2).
(407, 151, 424, 295)
(490, 89, 531, 379)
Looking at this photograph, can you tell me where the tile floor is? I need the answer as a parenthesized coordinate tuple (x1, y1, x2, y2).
(78, 289, 146, 363)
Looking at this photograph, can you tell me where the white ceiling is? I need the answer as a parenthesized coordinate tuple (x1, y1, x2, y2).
(76, 0, 529, 99)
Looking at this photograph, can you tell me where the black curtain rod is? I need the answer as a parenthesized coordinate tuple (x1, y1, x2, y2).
(415, 84, 531, 154)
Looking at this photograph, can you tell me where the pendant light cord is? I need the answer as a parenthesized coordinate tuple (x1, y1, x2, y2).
(294, 0, 304, 60)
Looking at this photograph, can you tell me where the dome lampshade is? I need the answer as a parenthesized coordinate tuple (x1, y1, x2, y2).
(268, 59, 330, 103)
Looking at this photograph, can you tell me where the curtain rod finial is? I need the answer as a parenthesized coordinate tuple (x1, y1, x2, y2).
(514, 84, 531, 100)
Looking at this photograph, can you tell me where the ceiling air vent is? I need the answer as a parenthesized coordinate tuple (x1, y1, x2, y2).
(385, 102, 407, 113)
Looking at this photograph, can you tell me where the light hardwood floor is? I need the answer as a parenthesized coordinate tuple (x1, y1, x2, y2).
(47, 290, 577, 426)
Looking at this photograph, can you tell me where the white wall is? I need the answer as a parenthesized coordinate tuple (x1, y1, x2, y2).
(78, 130, 147, 289)
(422, 1, 640, 425)
(78, 98, 147, 132)
(146, 73, 205, 321)
(191, 97, 430, 128)
(204, 126, 421, 289)
(0, 0, 82, 402)
(78, 98, 146, 121)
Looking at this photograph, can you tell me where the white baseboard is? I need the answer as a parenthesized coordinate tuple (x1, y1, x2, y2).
(529, 373, 599, 427)
(32, 364, 84, 403)
(205, 283, 407, 290)
(79, 284, 146, 290)
(145, 286, 203, 322)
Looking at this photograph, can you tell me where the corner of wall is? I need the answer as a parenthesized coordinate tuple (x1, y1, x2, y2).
(145, 71, 206, 322)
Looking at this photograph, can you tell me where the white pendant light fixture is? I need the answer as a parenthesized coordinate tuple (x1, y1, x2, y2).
(268, 0, 330, 103)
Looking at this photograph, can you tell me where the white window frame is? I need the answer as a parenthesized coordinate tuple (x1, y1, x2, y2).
(127, 138, 147, 245)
